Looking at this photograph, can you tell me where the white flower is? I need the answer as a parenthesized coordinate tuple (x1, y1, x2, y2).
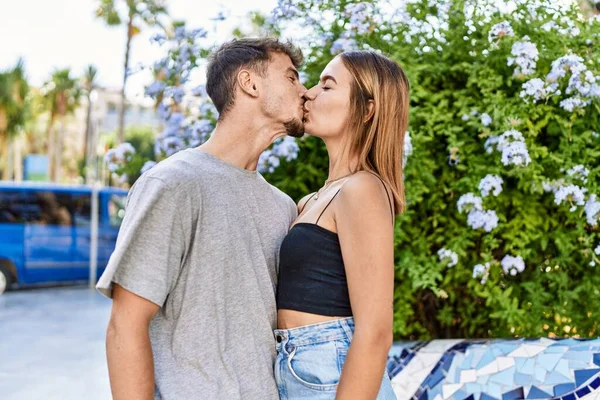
(116, 142, 136, 160)
(160, 136, 184, 157)
(501, 255, 525, 276)
(585, 195, 600, 226)
(497, 129, 525, 150)
(560, 97, 590, 112)
(403, 131, 413, 167)
(344, 3, 373, 35)
(488, 21, 514, 43)
(467, 209, 499, 232)
(271, 137, 300, 162)
(457, 193, 483, 214)
(520, 78, 549, 102)
(438, 248, 458, 268)
(473, 262, 491, 284)
(567, 69, 598, 98)
(541, 21, 558, 32)
(508, 38, 538, 76)
(566, 165, 589, 183)
(542, 179, 566, 193)
(145, 81, 166, 98)
(258, 150, 275, 174)
(501, 141, 531, 167)
(484, 136, 500, 154)
(486, 130, 530, 167)
(331, 37, 359, 55)
(547, 54, 585, 82)
(479, 175, 503, 197)
(141, 161, 157, 174)
(554, 184, 587, 210)
(595, 244, 600, 256)
(191, 85, 207, 97)
(117, 174, 129, 184)
(481, 113, 492, 127)
(268, 155, 281, 169)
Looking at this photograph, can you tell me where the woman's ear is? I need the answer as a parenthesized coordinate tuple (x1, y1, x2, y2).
(364, 100, 375, 123)
(237, 69, 259, 98)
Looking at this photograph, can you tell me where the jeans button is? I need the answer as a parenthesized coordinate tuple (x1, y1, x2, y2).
(276, 334, 282, 343)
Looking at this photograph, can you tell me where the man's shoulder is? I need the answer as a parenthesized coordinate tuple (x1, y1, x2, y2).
(264, 181, 296, 216)
(140, 150, 205, 190)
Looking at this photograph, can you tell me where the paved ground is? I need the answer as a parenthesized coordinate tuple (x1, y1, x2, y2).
(0, 286, 112, 400)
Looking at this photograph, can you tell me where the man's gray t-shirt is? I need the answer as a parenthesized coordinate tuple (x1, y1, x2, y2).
(97, 148, 297, 399)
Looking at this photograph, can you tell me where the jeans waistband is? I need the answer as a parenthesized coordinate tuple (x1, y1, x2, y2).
(274, 317, 355, 348)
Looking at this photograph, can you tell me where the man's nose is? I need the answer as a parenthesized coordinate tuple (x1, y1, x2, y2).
(299, 83, 308, 98)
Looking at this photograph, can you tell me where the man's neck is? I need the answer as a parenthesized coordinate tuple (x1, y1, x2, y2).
(197, 114, 287, 171)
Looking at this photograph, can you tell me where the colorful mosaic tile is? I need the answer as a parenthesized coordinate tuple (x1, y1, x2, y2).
(387, 338, 600, 400)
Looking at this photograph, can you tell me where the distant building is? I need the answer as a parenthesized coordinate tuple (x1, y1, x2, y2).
(18, 87, 162, 184)
(92, 88, 161, 133)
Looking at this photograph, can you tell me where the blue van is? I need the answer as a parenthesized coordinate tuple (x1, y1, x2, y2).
(0, 182, 128, 294)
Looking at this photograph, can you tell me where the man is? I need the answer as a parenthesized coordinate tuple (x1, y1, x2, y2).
(96, 38, 307, 399)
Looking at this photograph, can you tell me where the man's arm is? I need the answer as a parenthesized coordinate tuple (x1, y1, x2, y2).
(106, 284, 160, 400)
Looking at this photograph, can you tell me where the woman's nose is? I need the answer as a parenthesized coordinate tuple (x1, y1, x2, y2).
(303, 85, 318, 101)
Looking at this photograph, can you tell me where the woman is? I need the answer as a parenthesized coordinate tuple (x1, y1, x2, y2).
(274, 50, 409, 400)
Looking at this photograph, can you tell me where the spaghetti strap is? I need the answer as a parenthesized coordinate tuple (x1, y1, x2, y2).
(366, 171, 395, 224)
(299, 192, 318, 214)
(315, 189, 342, 225)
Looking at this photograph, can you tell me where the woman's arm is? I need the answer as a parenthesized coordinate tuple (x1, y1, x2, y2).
(334, 172, 395, 400)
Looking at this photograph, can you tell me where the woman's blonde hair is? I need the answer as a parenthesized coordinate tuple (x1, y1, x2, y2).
(339, 51, 410, 214)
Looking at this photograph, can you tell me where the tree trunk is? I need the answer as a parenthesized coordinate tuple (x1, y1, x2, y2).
(14, 135, 23, 182)
(84, 93, 93, 181)
(86, 118, 97, 185)
(118, 13, 135, 143)
(4, 136, 14, 180)
(0, 134, 8, 180)
(54, 117, 64, 182)
(45, 114, 56, 181)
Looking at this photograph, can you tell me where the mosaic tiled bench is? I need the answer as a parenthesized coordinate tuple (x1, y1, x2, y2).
(386, 338, 600, 400)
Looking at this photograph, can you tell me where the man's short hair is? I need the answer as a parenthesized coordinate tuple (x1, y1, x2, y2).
(206, 38, 303, 119)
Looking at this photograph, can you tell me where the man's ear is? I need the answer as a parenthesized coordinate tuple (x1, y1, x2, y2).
(364, 100, 375, 123)
(237, 69, 259, 98)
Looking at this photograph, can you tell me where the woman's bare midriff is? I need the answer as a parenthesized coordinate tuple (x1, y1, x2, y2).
(277, 309, 348, 329)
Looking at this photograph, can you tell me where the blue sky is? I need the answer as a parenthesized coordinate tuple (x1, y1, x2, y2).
(0, 0, 277, 103)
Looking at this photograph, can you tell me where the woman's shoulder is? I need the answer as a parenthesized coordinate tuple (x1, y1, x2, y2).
(339, 171, 394, 216)
(343, 171, 390, 197)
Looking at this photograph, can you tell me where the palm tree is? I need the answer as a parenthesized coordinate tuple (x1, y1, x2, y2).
(95, 0, 168, 144)
(0, 59, 29, 180)
(82, 65, 99, 175)
(41, 68, 82, 182)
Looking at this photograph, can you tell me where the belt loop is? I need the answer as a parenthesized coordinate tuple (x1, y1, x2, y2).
(340, 318, 354, 341)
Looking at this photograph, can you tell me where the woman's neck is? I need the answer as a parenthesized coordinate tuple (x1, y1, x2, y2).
(323, 136, 360, 181)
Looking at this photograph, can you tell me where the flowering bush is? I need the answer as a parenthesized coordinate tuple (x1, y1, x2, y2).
(270, 0, 600, 340)
(106, 22, 308, 183)
(105, 0, 600, 340)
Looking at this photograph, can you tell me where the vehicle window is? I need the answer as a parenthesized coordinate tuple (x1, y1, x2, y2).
(0, 190, 31, 223)
(71, 194, 91, 226)
(3, 190, 92, 226)
(29, 191, 73, 226)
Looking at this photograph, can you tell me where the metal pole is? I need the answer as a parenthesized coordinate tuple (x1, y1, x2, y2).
(89, 184, 99, 289)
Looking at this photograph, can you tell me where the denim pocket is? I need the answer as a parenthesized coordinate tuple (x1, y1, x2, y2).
(336, 347, 348, 373)
(286, 342, 340, 391)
